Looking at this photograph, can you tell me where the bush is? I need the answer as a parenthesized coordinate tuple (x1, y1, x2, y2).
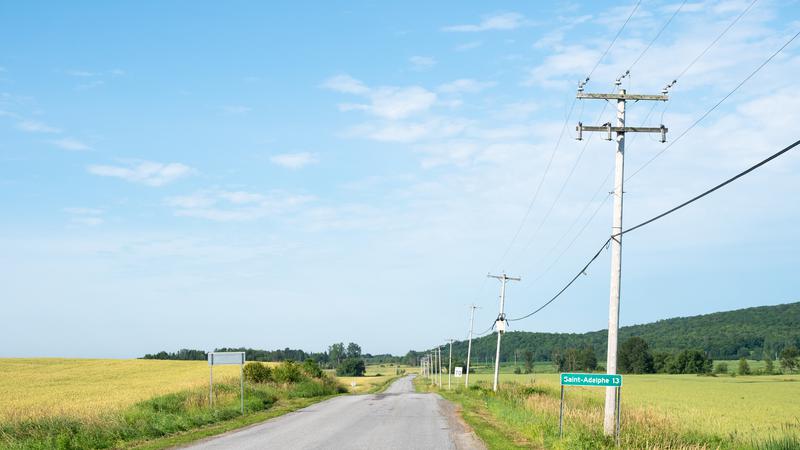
(513, 366, 522, 374)
(714, 362, 728, 374)
(272, 361, 305, 383)
(336, 358, 366, 376)
(243, 362, 272, 383)
(738, 358, 751, 375)
(301, 358, 323, 378)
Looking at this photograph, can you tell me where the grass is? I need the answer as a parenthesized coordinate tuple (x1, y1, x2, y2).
(0, 358, 367, 449)
(416, 372, 800, 449)
(335, 363, 407, 394)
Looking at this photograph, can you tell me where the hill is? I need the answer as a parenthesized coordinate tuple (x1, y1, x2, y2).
(437, 302, 800, 363)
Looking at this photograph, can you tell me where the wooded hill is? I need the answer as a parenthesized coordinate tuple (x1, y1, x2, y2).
(435, 302, 800, 363)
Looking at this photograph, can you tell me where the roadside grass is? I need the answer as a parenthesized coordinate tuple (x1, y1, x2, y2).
(415, 374, 800, 449)
(0, 360, 344, 449)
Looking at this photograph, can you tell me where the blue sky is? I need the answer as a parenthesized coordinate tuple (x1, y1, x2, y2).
(1, 1, 798, 358)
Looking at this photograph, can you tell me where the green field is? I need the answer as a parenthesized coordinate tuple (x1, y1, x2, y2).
(417, 369, 800, 449)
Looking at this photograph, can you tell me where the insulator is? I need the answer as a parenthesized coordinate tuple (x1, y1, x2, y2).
(576, 122, 583, 140)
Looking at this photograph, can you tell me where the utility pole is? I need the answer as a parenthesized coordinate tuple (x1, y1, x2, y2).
(575, 74, 669, 435)
(447, 339, 454, 390)
(438, 346, 443, 388)
(465, 304, 478, 388)
(488, 273, 521, 392)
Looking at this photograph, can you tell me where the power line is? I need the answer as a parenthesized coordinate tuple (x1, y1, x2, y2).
(672, 0, 759, 83)
(621, 137, 800, 237)
(627, 27, 800, 182)
(508, 137, 800, 322)
(624, 0, 689, 73)
(587, 0, 643, 80)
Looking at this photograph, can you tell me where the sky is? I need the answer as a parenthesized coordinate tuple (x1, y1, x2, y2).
(1, 1, 799, 358)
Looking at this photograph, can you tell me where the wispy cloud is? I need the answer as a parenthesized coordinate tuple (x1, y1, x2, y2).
(222, 105, 252, 115)
(87, 161, 195, 186)
(438, 78, 496, 94)
(455, 41, 483, 51)
(323, 74, 437, 120)
(409, 56, 437, 71)
(165, 189, 314, 222)
(16, 120, 61, 133)
(443, 12, 527, 32)
(321, 74, 370, 95)
(49, 138, 91, 151)
(270, 152, 319, 169)
(64, 207, 104, 226)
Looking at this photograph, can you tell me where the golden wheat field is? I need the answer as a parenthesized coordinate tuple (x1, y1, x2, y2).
(0, 358, 247, 421)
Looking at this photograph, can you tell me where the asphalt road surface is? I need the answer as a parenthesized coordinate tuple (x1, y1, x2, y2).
(182, 375, 486, 450)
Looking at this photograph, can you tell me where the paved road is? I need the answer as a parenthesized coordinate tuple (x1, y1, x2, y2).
(182, 375, 485, 450)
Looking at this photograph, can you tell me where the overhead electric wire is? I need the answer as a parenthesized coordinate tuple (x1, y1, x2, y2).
(621, 137, 800, 237)
(672, 0, 759, 83)
(587, 0, 643, 80)
(624, 0, 689, 72)
(508, 137, 800, 322)
(627, 27, 800, 182)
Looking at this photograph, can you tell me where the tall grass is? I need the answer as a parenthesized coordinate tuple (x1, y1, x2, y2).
(417, 377, 799, 450)
(0, 375, 343, 449)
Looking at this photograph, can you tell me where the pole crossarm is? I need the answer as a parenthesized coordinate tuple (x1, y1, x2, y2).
(577, 125, 667, 133)
(577, 92, 668, 101)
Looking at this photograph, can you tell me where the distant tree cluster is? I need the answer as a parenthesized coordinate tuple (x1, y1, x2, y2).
(552, 347, 598, 372)
(421, 302, 800, 364)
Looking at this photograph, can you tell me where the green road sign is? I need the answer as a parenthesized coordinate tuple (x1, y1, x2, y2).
(560, 373, 622, 387)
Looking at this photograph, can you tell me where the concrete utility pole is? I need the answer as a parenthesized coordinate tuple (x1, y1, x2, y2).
(438, 346, 443, 388)
(465, 304, 478, 387)
(488, 273, 521, 392)
(447, 339, 454, 390)
(576, 75, 669, 435)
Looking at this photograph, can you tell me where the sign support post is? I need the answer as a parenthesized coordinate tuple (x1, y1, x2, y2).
(208, 352, 246, 414)
(559, 373, 623, 443)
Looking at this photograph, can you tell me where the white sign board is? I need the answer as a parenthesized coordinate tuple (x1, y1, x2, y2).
(208, 352, 245, 365)
(454, 367, 463, 377)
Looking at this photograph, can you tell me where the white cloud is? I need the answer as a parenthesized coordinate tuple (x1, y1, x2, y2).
(87, 161, 194, 187)
(270, 152, 319, 169)
(16, 120, 61, 134)
(166, 189, 314, 222)
(49, 138, 91, 151)
(443, 12, 527, 32)
(345, 117, 471, 143)
(65, 69, 95, 77)
(323, 74, 437, 120)
(64, 207, 104, 226)
(438, 78, 496, 94)
(321, 74, 370, 94)
(410, 56, 437, 70)
(455, 41, 483, 51)
(369, 86, 437, 119)
(222, 105, 252, 114)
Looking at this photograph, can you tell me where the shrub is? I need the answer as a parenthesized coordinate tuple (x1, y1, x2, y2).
(336, 358, 366, 376)
(301, 358, 323, 378)
(738, 358, 751, 375)
(243, 362, 272, 384)
(513, 366, 522, 374)
(273, 361, 305, 383)
(714, 362, 729, 374)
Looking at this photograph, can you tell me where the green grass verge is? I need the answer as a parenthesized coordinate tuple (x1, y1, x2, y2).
(413, 376, 800, 450)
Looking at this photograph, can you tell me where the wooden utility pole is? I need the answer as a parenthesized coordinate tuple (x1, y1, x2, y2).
(488, 273, 521, 392)
(465, 304, 478, 387)
(576, 75, 668, 435)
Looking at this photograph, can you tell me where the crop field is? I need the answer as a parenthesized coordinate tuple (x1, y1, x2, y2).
(418, 370, 800, 449)
(0, 358, 246, 421)
(335, 364, 408, 394)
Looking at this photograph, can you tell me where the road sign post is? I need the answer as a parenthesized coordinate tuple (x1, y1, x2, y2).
(559, 373, 623, 442)
(208, 352, 246, 414)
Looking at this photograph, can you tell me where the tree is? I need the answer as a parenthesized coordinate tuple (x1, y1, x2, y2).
(346, 342, 362, 358)
(328, 342, 345, 366)
(764, 354, 774, 375)
(780, 346, 799, 373)
(336, 358, 366, 376)
(618, 337, 655, 374)
(737, 357, 751, 375)
(523, 350, 534, 374)
(668, 349, 712, 374)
